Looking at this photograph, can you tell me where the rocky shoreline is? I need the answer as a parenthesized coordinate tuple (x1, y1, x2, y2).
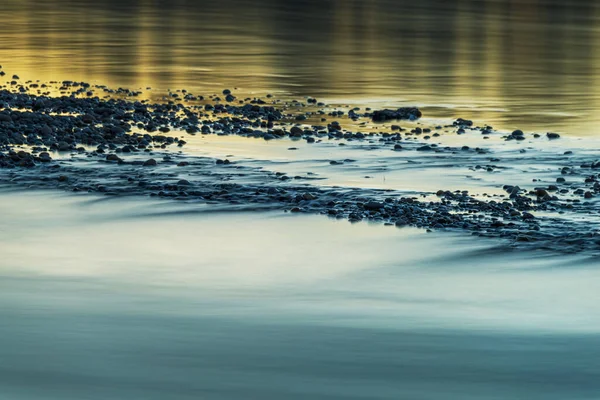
(1, 69, 600, 254)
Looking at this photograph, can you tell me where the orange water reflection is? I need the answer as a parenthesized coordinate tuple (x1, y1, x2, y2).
(2, 0, 600, 135)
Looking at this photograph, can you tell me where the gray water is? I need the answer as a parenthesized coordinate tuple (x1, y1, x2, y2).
(1, 192, 600, 399)
(2, 1, 600, 398)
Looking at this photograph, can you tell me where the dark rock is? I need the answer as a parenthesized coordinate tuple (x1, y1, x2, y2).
(302, 192, 317, 201)
(57, 141, 70, 151)
(454, 118, 473, 127)
(364, 201, 384, 211)
(106, 154, 122, 162)
(522, 212, 535, 220)
(39, 152, 52, 162)
(371, 108, 421, 122)
(290, 126, 303, 137)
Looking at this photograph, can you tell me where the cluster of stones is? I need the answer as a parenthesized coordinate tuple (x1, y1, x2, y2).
(3, 153, 599, 252)
(0, 89, 281, 153)
(1, 70, 600, 253)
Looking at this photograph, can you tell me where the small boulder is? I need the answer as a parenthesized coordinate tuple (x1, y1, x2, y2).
(364, 201, 384, 211)
(302, 192, 317, 201)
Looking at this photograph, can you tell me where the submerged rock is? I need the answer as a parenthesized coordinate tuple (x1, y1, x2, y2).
(371, 108, 421, 122)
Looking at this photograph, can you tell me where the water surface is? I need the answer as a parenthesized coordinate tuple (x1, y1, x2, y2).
(2, 0, 600, 135)
(1, 191, 599, 399)
(2, 2, 600, 398)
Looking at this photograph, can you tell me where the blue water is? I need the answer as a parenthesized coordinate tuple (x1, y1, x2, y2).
(2, 0, 600, 396)
(0, 192, 599, 399)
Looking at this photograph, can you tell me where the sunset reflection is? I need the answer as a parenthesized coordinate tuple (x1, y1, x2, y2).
(2, 0, 600, 134)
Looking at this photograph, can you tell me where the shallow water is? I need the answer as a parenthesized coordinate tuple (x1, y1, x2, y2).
(2, 0, 600, 135)
(2, 1, 600, 398)
(1, 191, 600, 399)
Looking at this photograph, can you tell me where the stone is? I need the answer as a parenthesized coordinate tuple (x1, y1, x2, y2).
(290, 126, 303, 136)
(364, 201, 384, 211)
(371, 108, 422, 122)
(106, 154, 122, 162)
(57, 141, 70, 151)
(302, 192, 317, 201)
(39, 152, 52, 162)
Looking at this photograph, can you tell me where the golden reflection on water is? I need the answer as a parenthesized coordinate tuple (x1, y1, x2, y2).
(2, 0, 600, 135)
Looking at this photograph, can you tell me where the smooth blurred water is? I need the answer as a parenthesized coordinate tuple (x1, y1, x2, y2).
(1, 191, 600, 399)
(3, 2, 600, 398)
(2, 0, 600, 135)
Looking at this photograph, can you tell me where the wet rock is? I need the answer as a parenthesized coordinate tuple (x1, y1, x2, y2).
(522, 212, 535, 220)
(516, 235, 535, 242)
(364, 201, 384, 211)
(302, 192, 317, 201)
(39, 152, 52, 162)
(371, 107, 421, 122)
(106, 154, 122, 162)
(57, 141, 71, 151)
(82, 114, 94, 124)
(290, 126, 303, 137)
(454, 118, 473, 127)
